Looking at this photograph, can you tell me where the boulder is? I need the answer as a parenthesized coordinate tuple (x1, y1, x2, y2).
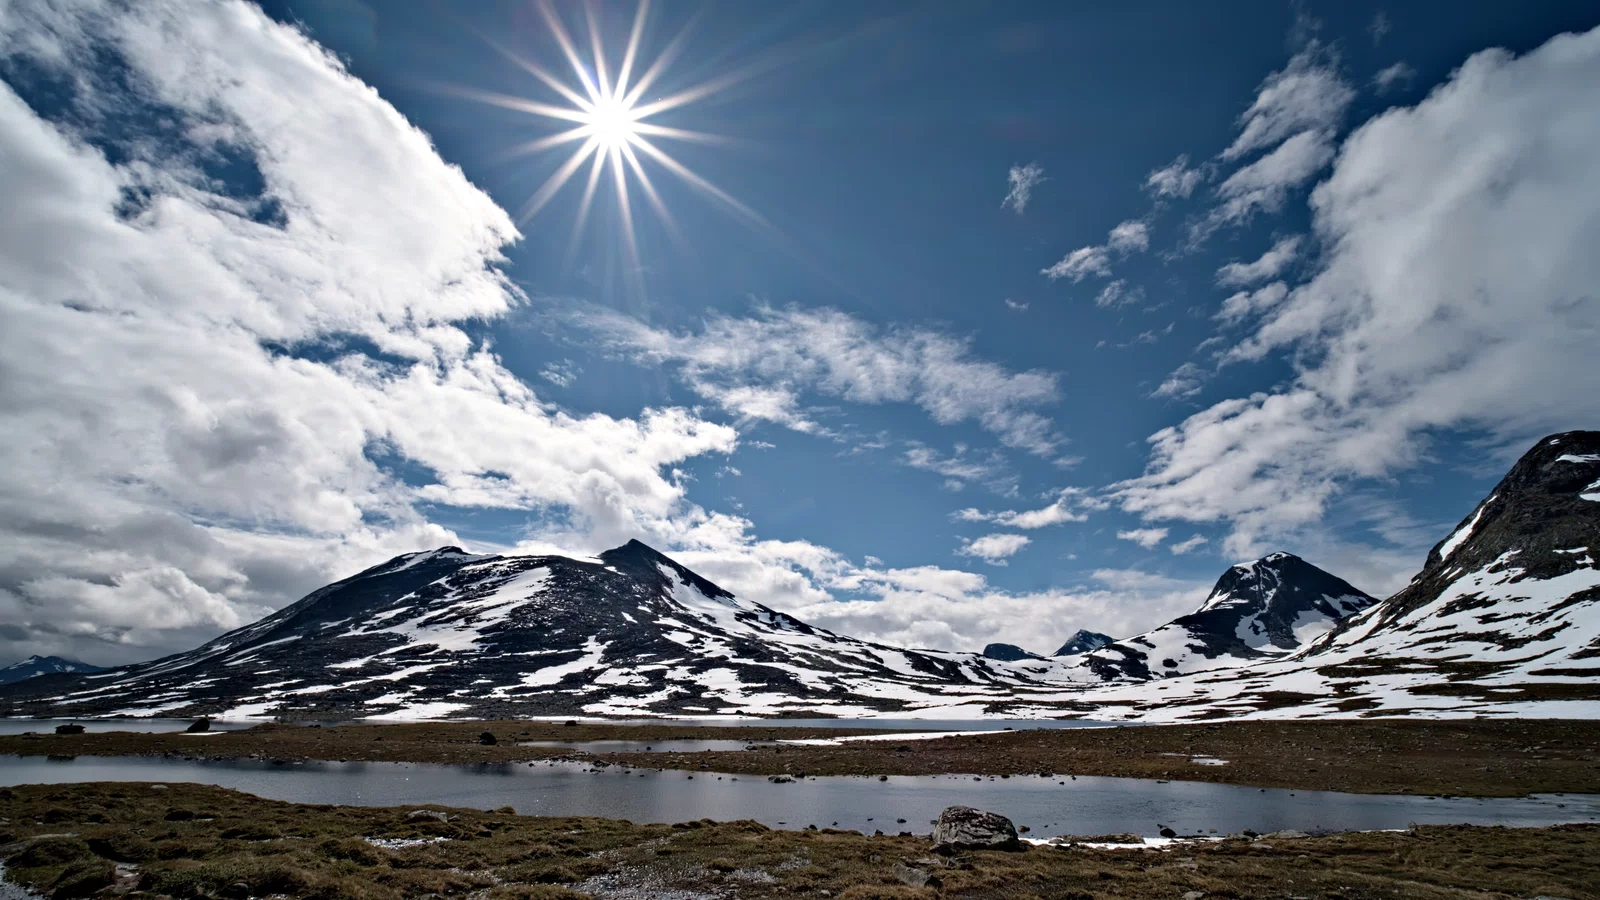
(185, 718, 211, 733)
(405, 809, 449, 823)
(54, 723, 84, 735)
(479, 731, 498, 746)
(930, 806, 1023, 853)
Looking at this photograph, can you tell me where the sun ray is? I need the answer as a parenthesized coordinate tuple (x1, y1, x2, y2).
(609, 144, 643, 296)
(584, 2, 613, 103)
(497, 125, 591, 162)
(516, 137, 600, 223)
(564, 148, 610, 268)
(614, 0, 650, 102)
(537, 0, 601, 103)
(619, 141, 677, 239)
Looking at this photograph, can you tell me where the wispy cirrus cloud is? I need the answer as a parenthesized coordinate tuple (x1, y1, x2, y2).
(954, 487, 1106, 529)
(1116, 527, 1169, 549)
(1042, 219, 1150, 282)
(573, 304, 1066, 456)
(1216, 235, 1303, 287)
(1002, 162, 1046, 214)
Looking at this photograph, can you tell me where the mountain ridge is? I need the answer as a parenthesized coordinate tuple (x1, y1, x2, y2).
(4, 431, 1598, 722)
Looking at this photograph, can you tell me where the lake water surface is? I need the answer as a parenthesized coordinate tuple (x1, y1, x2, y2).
(4, 754, 1595, 840)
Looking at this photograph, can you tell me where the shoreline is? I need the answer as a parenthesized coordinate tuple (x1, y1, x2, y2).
(2, 782, 1597, 900)
(2, 718, 1598, 798)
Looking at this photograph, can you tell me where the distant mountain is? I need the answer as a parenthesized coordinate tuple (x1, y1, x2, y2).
(5, 432, 1597, 723)
(0, 540, 1065, 720)
(1083, 431, 1600, 720)
(0, 656, 104, 685)
(1078, 553, 1375, 680)
(982, 643, 1042, 661)
(1052, 630, 1114, 657)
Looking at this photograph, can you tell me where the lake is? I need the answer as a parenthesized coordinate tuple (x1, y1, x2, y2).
(4, 754, 1595, 840)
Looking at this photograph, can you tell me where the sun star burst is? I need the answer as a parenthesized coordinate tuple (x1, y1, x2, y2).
(451, 0, 770, 287)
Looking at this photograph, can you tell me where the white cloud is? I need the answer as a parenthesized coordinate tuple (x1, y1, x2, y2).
(1106, 220, 1150, 253)
(953, 487, 1104, 529)
(1095, 279, 1145, 309)
(903, 444, 1012, 494)
(1211, 129, 1336, 226)
(1002, 162, 1046, 214)
(1372, 62, 1416, 94)
(1150, 362, 1207, 400)
(1042, 219, 1149, 282)
(1221, 45, 1354, 161)
(1369, 11, 1392, 46)
(1168, 535, 1209, 555)
(1216, 235, 1303, 287)
(1004, 298, 1029, 312)
(956, 533, 1031, 565)
(1117, 27, 1600, 558)
(1116, 527, 1169, 549)
(1145, 155, 1204, 198)
(577, 305, 1064, 456)
(1216, 281, 1289, 324)
(0, 0, 737, 662)
(1041, 245, 1110, 282)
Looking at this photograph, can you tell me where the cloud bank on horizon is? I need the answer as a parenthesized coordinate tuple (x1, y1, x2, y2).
(0, 0, 1596, 665)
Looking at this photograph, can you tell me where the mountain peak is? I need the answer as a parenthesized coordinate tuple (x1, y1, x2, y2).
(1052, 630, 1114, 656)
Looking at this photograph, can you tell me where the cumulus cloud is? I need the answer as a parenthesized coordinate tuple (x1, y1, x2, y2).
(1145, 155, 1204, 198)
(576, 305, 1065, 456)
(956, 533, 1031, 565)
(1116, 528, 1169, 549)
(1002, 162, 1046, 213)
(1216, 235, 1303, 287)
(1117, 27, 1600, 558)
(777, 562, 1206, 653)
(1004, 298, 1028, 312)
(1042, 219, 1149, 282)
(0, 0, 738, 662)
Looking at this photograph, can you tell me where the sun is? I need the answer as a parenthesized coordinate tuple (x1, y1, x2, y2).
(582, 96, 639, 150)
(447, 0, 772, 288)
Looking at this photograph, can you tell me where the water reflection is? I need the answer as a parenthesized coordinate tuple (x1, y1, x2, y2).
(4, 754, 1595, 840)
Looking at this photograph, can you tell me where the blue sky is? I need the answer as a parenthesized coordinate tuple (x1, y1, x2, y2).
(2, 0, 1598, 663)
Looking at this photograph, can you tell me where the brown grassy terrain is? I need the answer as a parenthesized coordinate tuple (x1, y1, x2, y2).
(0, 782, 1595, 900)
(5, 719, 1599, 797)
(0, 721, 882, 766)
(607, 719, 1600, 797)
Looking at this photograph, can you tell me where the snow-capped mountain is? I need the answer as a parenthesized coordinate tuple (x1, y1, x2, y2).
(1081, 431, 1600, 721)
(4, 432, 1597, 723)
(1052, 630, 1114, 657)
(0, 540, 1069, 720)
(0, 655, 104, 685)
(1077, 553, 1375, 680)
